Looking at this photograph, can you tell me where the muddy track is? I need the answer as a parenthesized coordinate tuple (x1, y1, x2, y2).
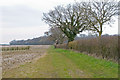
(2, 45, 50, 72)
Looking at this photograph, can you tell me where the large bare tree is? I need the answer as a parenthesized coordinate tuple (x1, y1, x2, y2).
(82, 0, 118, 37)
(43, 3, 88, 43)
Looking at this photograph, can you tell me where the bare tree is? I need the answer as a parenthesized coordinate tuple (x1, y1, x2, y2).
(43, 3, 88, 43)
(45, 27, 67, 44)
(82, 0, 118, 37)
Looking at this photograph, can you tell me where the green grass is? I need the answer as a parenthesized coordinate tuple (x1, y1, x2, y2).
(3, 46, 118, 78)
(52, 48, 118, 78)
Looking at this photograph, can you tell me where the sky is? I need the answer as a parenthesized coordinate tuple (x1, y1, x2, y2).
(0, 0, 119, 44)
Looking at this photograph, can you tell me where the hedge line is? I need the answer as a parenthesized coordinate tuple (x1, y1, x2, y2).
(56, 36, 119, 62)
(2, 46, 30, 51)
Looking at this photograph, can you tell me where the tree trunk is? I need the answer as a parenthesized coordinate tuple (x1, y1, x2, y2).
(99, 31, 102, 38)
(99, 23, 102, 38)
(66, 38, 74, 49)
(98, 31, 103, 58)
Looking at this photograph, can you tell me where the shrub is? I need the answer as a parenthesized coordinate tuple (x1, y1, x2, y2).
(56, 35, 118, 62)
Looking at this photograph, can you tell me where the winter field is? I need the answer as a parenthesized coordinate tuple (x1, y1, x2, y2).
(0, 45, 118, 78)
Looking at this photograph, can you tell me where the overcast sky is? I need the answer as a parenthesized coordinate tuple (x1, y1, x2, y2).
(0, 0, 118, 44)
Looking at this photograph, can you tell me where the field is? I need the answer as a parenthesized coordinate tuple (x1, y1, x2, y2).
(2, 45, 118, 78)
(2, 45, 49, 72)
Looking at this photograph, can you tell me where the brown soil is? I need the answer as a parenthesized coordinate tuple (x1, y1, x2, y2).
(2, 45, 50, 72)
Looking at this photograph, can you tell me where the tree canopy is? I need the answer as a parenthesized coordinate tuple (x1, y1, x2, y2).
(43, 3, 89, 42)
(43, 0, 118, 43)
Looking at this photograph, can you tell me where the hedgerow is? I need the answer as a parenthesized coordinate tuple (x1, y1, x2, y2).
(56, 35, 118, 62)
(2, 46, 30, 51)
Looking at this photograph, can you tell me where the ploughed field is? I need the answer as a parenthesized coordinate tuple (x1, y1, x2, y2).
(2, 45, 50, 72)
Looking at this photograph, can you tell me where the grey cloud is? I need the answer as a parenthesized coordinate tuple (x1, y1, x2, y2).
(0, 5, 45, 27)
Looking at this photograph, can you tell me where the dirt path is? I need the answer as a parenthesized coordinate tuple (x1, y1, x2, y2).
(2, 45, 50, 72)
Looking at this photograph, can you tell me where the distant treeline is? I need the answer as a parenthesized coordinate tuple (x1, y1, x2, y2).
(9, 34, 117, 45)
(9, 34, 98, 45)
(10, 36, 54, 45)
